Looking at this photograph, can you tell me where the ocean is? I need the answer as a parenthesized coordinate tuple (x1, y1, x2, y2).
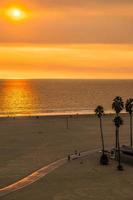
(0, 79, 132, 116)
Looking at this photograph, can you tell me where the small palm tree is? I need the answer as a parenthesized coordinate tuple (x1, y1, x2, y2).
(113, 116, 124, 170)
(112, 96, 124, 149)
(125, 98, 133, 147)
(95, 105, 108, 165)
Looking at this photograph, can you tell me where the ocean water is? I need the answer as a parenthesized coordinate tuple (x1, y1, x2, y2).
(0, 79, 133, 116)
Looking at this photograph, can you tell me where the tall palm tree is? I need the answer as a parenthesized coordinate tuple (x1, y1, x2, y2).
(95, 105, 108, 165)
(112, 96, 124, 149)
(125, 98, 133, 147)
(113, 116, 123, 170)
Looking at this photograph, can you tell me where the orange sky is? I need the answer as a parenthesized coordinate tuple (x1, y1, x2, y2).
(0, 0, 133, 79)
(0, 44, 133, 79)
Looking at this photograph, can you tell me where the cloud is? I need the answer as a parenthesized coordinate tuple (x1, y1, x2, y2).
(1, 14, 133, 44)
(23, 0, 133, 7)
(1, 0, 133, 9)
(0, 44, 133, 79)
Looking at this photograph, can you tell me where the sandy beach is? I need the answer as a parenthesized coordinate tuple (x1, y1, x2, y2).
(0, 114, 132, 200)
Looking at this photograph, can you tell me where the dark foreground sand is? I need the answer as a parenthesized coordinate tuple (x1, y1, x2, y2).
(0, 114, 132, 200)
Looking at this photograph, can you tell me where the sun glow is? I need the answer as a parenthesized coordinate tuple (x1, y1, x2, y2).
(6, 7, 27, 21)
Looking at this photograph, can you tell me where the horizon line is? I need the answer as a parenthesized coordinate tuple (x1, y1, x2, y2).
(0, 78, 133, 80)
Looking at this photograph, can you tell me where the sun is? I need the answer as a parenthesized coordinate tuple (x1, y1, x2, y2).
(12, 9, 22, 18)
(6, 7, 27, 21)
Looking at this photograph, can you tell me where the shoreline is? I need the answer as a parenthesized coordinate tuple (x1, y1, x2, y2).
(0, 111, 128, 119)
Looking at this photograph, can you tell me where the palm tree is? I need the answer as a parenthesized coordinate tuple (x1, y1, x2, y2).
(95, 105, 108, 165)
(112, 96, 124, 115)
(125, 98, 133, 147)
(112, 96, 124, 149)
(113, 116, 123, 170)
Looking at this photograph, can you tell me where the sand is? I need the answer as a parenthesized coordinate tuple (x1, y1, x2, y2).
(0, 114, 131, 200)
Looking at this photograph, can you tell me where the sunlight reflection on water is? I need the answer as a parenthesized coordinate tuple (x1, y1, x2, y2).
(0, 80, 37, 116)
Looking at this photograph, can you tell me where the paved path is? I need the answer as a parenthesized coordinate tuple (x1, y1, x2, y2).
(0, 149, 99, 197)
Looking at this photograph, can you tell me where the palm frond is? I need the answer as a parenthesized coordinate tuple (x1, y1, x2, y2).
(112, 96, 124, 114)
(125, 98, 133, 114)
(113, 116, 123, 128)
(95, 105, 104, 118)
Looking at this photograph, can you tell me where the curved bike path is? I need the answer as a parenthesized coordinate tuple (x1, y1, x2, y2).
(0, 149, 98, 197)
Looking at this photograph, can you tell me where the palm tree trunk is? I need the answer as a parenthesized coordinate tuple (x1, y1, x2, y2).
(115, 128, 119, 160)
(100, 117, 105, 154)
(117, 127, 121, 167)
(115, 113, 119, 150)
(115, 129, 118, 149)
(130, 114, 133, 147)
